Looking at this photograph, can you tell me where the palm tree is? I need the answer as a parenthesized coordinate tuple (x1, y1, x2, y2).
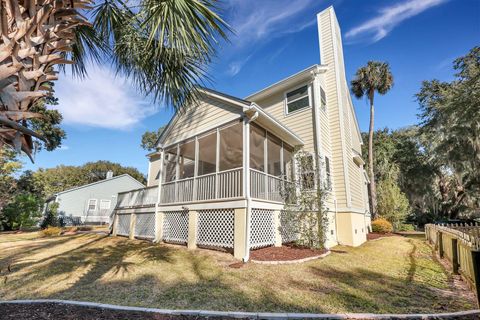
(0, 0, 229, 159)
(350, 61, 393, 219)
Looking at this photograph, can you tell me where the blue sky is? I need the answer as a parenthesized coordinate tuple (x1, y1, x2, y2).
(23, 0, 480, 176)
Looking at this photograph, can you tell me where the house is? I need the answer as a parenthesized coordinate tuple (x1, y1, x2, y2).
(112, 7, 371, 260)
(45, 172, 145, 225)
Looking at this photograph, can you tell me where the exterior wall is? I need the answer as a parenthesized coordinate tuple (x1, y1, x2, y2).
(162, 95, 243, 146)
(252, 88, 316, 153)
(336, 211, 367, 246)
(147, 153, 161, 186)
(55, 176, 145, 220)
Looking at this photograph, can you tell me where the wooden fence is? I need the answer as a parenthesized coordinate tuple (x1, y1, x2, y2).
(425, 223, 480, 307)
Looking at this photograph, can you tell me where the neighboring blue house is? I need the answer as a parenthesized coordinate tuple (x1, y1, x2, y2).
(45, 172, 145, 225)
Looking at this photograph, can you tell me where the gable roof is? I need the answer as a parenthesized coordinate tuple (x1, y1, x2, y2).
(154, 87, 304, 150)
(51, 174, 145, 197)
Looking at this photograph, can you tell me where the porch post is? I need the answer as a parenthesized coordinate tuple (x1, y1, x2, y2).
(234, 208, 248, 259)
(273, 209, 282, 247)
(187, 210, 198, 250)
(154, 149, 164, 242)
(112, 213, 119, 236)
(242, 116, 252, 261)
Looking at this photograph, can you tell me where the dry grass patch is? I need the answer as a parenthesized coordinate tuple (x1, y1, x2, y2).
(0, 232, 475, 314)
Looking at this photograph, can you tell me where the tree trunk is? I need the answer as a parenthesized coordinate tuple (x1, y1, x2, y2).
(368, 97, 377, 219)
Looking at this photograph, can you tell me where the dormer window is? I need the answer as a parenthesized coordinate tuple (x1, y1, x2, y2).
(285, 85, 310, 114)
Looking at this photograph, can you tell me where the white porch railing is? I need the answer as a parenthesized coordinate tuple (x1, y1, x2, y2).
(117, 186, 158, 208)
(161, 168, 243, 204)
(250, 169, 288, 202)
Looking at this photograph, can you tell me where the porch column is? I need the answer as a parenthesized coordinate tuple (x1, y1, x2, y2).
(234, 208, 248, 259)
(273, 209, 282, 247)
(154, 211, 164, 242)
(187, 210, 198, 250)
(129, 213, 136, 240)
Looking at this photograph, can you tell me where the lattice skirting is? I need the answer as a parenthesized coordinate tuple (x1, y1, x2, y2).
(117, 214, 131, 236)
(250, 208, 275, 249)
(163, 210, 189, 244)
(197, 209, 234, 248)
(280, 210, 298, 243)
(134, 213, 156, 239)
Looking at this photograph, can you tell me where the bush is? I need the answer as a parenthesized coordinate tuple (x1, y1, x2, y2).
(398, 223, 415, 232)
(41, 226, 62, 237)
(371, 218, 393, 233)
(40, 202, 60, 229)
(0, 194, 43, 231)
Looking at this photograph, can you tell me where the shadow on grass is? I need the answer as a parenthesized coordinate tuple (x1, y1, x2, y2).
(1, 234, 475, 314)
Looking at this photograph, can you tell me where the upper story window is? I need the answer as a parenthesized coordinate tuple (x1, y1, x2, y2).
(87, 199, 97, 211)
(285, 85, 310, 114)
(320, 87, 327, 111)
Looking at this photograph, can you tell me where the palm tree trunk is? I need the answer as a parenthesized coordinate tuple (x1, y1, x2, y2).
(368, 98, 377, 219)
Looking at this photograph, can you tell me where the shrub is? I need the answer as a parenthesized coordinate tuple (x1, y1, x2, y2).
(77, 226, 92, 231)
(41, 226, 62, 237)
(398, 223, 415, 232)
(0, 194, 43, 230)
(40, 202, 60, 229)
(371, 218, 393, 233)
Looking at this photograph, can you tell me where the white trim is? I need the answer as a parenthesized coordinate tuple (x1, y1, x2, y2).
(99, 199, 112, 210)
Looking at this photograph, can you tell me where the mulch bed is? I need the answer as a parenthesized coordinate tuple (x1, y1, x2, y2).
(367, 232, 397, 241)
(249, 244, 327, 261)
(0, 303, 243, 320)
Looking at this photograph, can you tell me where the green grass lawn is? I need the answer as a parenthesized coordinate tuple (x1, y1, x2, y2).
(0, 232, 475, 314)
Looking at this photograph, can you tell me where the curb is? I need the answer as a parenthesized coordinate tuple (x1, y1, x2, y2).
(251, 251, 331, 265)
(1, 299, 479, 319)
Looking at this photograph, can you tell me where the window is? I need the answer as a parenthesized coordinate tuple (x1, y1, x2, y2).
(250, 124, 265, 171)
(286, 85, 310, 114)
(163, 146, 177, 182)
(99, 199, 111, 210)
(320, 87, 327, 111)
(219, 122, 243, 171)
(325, 156, 332, 190)
(178, 140, 195, 179)
(267, 134, 282, 177)
(198, 131, 217, 176)
(87, 199, 97, 211)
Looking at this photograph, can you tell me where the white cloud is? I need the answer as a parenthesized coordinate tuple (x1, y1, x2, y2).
(345, 0, 447, 43)
(58, 145, 70, 151)
(53, 66, 158, 130)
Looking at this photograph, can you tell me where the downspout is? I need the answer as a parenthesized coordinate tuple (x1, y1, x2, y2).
(243, 107, 258, 262)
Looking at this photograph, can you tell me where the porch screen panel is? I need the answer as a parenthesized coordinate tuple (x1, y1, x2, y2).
(178, 140, 195, 179)
(283, 145, 294, 180)
(198, 131, 216, 176)
(219, 122, 243, 171)
(163, 147, 177, 182)
(250, 124, 265, 171)
(267, 134, 282, 177)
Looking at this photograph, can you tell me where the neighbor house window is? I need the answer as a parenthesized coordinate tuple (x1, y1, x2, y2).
(286, 85, 310, 114)
(99, 199, 111, 210)
(325, 156, 332, 190)
(219, 122, 243, 171)
(87, 199, 97, 211)
(320, 87, 327, 111)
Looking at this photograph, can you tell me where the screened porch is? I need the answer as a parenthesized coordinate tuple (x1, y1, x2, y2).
(158, 119, 296, 205)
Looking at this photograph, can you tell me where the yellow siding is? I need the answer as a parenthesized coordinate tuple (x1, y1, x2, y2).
(163, 96, 242, 146)
(252, 91, 315, 152)
(147, 154, 161, 186)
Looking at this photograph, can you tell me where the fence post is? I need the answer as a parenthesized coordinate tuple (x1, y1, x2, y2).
(438, 231, 444, 258)
(129, 213, 136, 240)
(471, 250, 480, 307)
(187, 210, 197, 250)
(451, 238, 459, 274)
(112, 214, 119, 236)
